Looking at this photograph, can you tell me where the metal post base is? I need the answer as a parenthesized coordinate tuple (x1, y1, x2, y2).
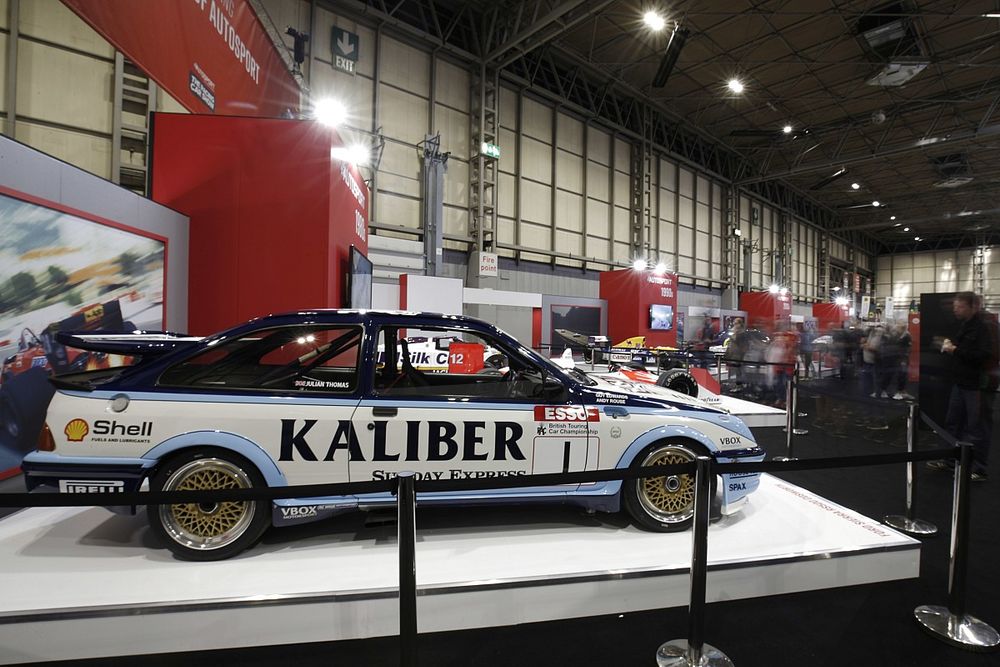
(656, 640, 734, 667)
(914, 605, 1000, 652)
(883, 515, 938, 536)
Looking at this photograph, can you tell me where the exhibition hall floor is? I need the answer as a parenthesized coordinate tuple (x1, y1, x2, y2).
(0, 380, 996, 666)
(0, 473, 916, 664)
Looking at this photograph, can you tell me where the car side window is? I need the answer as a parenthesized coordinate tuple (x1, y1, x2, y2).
(373, 325, 562, 403)
(159, 325, 362, 393)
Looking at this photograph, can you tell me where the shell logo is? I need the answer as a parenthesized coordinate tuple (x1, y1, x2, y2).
(64, 419, 90, 442)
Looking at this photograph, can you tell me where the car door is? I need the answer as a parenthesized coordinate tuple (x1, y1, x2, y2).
(349, 323, 596, 501)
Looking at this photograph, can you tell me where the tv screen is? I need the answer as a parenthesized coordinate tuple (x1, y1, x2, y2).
(348, 245, 373, 309)
(649, 304, 673, 330)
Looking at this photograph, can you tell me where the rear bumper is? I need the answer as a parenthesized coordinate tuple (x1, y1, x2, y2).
(21, 452, 153, 495)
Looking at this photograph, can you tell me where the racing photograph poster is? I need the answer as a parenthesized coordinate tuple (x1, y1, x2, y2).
(0, 190, 166, 475)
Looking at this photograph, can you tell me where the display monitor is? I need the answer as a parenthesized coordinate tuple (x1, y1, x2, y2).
(347, 245, 373, 309)
(649, 304, 673, 330)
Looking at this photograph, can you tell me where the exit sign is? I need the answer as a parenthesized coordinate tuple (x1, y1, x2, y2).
(481, 142, 500, 159)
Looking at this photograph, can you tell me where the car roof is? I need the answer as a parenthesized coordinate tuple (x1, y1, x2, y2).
(245, 309, 496, 330)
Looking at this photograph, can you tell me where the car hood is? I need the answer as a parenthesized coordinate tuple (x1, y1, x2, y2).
(582, 373, 722, 413)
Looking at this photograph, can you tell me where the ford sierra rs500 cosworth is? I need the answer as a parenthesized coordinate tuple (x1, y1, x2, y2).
(22, 310, 764, 560)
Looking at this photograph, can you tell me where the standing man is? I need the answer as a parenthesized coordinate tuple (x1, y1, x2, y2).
(929, 292, 993, 481)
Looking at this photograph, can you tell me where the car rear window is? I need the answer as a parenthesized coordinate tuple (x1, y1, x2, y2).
(158, 325, 362, 393)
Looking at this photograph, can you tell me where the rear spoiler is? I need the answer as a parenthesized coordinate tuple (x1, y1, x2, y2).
(55, 331, 204, 358)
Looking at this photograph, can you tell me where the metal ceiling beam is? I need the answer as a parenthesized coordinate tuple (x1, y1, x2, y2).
(328, 0, 480, 62)
(496, 0, 614, 69)
(486, 0, 586, 62)
(739, 122, 1000, 185)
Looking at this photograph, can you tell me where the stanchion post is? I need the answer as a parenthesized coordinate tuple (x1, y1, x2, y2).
(914, 443, 999, 650)
(656, 457, 734, 667)
(884, 403, 937, 536)
(715, 354, 722, 385)
(398, 472, 418, 667)
(791, 367, 808, 436)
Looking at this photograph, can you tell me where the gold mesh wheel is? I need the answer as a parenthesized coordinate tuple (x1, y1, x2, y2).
(158, 458, 256, 551)
(636, 445, 696, 524)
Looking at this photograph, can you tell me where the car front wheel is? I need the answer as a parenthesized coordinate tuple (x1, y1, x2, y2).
(148, 449, 269, 561)
(623, 441, 714, 532)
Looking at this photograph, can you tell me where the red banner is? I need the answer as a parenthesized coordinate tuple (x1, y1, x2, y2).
(62, 0, 299, 118)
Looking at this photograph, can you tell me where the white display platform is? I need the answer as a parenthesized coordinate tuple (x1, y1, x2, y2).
(0, 475, 919, 664)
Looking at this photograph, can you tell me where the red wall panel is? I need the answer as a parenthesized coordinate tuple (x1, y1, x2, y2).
(150, 114, 368, 334)
(813, 302, 849, 333)
(600, 269, 678, 348)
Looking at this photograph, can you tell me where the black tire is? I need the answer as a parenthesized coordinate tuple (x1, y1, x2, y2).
(656, 368, 699, 396)
(623, 440, 716, 532)
(148, 448, 270, 561)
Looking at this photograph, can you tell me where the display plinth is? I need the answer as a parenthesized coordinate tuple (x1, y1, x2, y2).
(0, 476, 919, 664)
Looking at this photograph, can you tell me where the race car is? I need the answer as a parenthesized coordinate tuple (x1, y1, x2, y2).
(22, 310, 764, 561)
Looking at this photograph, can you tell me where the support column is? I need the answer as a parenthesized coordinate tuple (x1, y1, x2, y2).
(470, 62, 499, 252)
(421, 133, 448, 277)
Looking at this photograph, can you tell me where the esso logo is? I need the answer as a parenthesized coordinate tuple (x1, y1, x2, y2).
(534, 406, 600, 422)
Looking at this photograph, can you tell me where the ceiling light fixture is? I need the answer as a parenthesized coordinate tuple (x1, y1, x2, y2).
(903, 227, 910, 232)
(851, 182, 860, 190)
(890, 215, 896, 220)
(651, 24, 690, 87)
(643, 11, 666, 31)
(728, 78, 744, 94)
(783, 125, 793, 134)
(633, 258, 648, 271)
(872, 200, 880, 207)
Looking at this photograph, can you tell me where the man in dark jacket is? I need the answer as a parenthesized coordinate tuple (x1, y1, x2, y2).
(929, 292, 993, 481)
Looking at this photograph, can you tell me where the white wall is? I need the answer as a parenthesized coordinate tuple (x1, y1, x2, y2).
(876, 248, 999, 313)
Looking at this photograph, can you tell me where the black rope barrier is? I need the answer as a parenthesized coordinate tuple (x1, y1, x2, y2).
(1, 446, 959, 509)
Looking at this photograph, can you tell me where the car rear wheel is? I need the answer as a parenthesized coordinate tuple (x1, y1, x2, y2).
(623, 441, 715, 532)
(148, 449, 269, 561)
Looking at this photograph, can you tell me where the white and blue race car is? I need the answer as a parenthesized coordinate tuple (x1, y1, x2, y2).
(22, 310, 764, 560)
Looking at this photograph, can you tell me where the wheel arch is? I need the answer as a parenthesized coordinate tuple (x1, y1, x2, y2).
(599, 425, 717, 498)
(143, 431, 287, 487)
(615, 425, 718, 470)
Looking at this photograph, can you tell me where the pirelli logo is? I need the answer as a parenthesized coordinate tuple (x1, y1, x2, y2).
(58, 480, 125, 494)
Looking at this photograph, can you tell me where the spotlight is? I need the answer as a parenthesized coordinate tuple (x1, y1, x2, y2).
(779, 287, 789, 295)
(728, 78, 744, 94)
(835, 296, 849, 306)
(314, 98, 347, 127)
(633, 258, 648, 271)
(914, 236, 921, 241)
(890, 215, 896, 220)
(643, 11, 666, 31)
(783, 125, 793, 134)
(851, 182, 860, 190)
(330, 143, 370, 165)
(768, 284, 780, 294)
(903, 227, 910, 232)
(833, 286, 841, 291)
(872, 200, 880, 207)
(654, 262, 667, 275)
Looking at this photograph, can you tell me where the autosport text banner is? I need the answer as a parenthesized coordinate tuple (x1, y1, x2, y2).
(61, 0, 299, 118)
